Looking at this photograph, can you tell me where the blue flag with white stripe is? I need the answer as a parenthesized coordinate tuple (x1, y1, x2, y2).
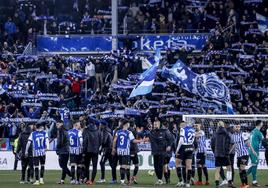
(256, 13, 268, 33)
(161, 60, 234, 114)
(129, 49, 161, 98)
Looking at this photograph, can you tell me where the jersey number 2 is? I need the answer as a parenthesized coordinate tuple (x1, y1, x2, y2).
(187, 132, 194, 143)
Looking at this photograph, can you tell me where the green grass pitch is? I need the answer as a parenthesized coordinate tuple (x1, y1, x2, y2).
(0, 170, 268, 188)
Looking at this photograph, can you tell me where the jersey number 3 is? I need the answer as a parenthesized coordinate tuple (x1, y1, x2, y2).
(119, 135, 125, 146)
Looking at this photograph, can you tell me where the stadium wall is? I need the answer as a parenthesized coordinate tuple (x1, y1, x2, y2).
(0, 151, 267, 170)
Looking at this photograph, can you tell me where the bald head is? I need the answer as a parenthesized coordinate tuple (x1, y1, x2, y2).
(217, 121, 225, 127)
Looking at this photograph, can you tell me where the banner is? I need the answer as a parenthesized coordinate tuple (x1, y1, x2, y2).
(162, 60, 234, 114)
(37, 35, 112, 53)
(132, 34, 209, 51)
(0, 139, 11, 151)
(37, 33, 210, 53)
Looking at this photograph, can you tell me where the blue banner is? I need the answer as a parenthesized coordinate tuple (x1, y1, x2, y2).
(37, 33, 210, 53)
(132, 34, 209, 51)
(161, 60, 234, 114)
(37, 35, 113, 52)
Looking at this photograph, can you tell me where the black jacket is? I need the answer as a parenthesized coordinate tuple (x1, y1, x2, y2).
(211, 126, 232, 157)
(149, 128, 173, 155)
(262, 138, 268, 151)
(101, 126, 113, 154)
(56, 127, 69, 155)
(17, 127, 32, 158)
(129, 127, 139, 155)
(83, 124, 102, 154)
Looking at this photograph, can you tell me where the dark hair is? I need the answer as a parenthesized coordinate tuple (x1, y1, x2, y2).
(121, 119, 129, 126)
(36, 122, 44, 129)
(57, 119, 64, 124)
(256, 120, 262, 127)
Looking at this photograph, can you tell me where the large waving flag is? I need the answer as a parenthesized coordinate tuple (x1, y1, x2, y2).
(162, 60, 234, 114)
(140, 50, 161, 70)
(129, 49, 161, 98)
(256, 13, 268, 33)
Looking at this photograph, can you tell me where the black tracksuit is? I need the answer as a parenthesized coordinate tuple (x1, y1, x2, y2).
(211, 126, 232, 158)
(149, 128, 173, 180)
(17, 127, 33, 182)
(99, 127, 114, 180)
(56, 127, 71, 181)
(129, 127, 139, 178)
(83, 124, 102, 182)
(262, 138, 268, 168)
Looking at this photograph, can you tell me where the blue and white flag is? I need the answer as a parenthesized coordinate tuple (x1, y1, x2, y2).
(256, 13, 268, 33)
(161, 60, 234, 114)
(140, 49, 161, 79)
(140, 49, 161, 71)
(129, 49, 161, 98)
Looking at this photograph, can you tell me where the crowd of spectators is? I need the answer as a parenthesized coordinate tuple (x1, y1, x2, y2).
(0, 0, 267, 142)
(1, 0, 268, 48)
(0, 27, 267, 139)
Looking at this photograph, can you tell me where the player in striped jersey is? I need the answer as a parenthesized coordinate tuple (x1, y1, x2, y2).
(112, 119, 143, 186)
(25, 123, 49, 185)
(68, 121, 83, 184)
(194, 124, 209, 186)
(176, 123, 196, 188)
(176, 122, 186, 187)
(231, 124, 251, 188)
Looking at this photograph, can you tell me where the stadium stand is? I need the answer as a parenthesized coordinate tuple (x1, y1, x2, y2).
(0, 0, 267, 145)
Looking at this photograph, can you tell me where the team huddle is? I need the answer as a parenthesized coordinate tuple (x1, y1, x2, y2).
(16, 118, 266, 188)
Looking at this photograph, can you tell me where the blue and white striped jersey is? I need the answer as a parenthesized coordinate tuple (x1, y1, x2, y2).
(116, 129, 134, 156)
(59, 107, 70, 125)
(28, 130, 48, 157)
(68, 128, 83, 155)
(232, 132, 249, 157)
(197, 130, 207, 153)
(180, 125, 195, 145)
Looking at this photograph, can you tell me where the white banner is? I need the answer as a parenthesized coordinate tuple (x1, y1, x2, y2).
(0, 151, 267, 170)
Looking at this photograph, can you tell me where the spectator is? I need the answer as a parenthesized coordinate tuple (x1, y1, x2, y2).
(85, 61, 96, 90)
(67, 76, 85, 109)
(4, 17, 17, 36)
(22, 106, 41, 119)
(94, 59, 104, 91)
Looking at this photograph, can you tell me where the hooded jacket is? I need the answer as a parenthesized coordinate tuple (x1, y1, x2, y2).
(83, 124, 102, 154)
(211, 126, 232, 157)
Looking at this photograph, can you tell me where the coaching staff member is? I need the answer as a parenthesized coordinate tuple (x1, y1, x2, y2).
(83, 121, 102, 185)
(146, 118, 173, 185)
(211, 121, 236, 188)
(56, 120, 71, 184)
(17, 124, 34, 183)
